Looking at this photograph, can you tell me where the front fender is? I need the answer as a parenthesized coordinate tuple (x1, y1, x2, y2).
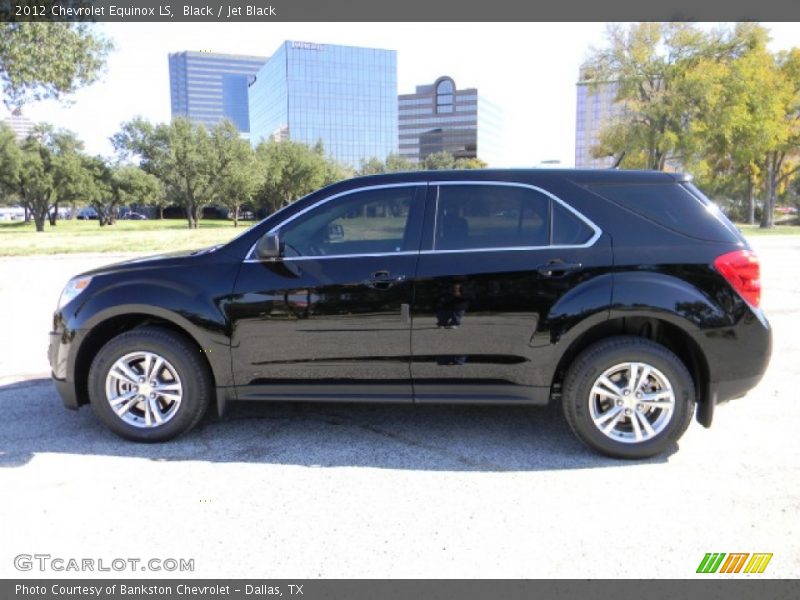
(60, 265, 238, 394)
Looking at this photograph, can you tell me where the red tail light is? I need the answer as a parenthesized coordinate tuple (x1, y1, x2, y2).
(714, 250, 761, 308)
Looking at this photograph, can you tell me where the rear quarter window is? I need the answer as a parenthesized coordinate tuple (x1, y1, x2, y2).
(586, 182, 743, 243)
(552, 201, 596, 245)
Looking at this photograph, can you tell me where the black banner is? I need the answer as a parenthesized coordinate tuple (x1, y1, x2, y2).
(4, 580, 800, 600)
(2, 0, 800, 22)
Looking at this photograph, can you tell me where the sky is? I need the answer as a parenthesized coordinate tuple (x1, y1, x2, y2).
(4, 22, 799, 167)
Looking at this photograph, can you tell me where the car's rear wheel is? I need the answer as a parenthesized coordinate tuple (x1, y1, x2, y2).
(87, 327, 212, 442)
(562, 336, 695, 459)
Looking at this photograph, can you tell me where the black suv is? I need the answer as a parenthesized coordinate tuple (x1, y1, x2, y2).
(49, 170, 771, 458)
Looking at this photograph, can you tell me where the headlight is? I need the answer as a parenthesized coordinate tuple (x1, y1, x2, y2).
(58, 276, 93, 310)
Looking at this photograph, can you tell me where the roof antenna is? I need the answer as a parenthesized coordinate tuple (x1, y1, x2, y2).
(611, 151, 626, 169)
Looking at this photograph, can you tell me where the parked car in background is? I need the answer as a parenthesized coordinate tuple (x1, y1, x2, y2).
(122, 212, 148, 220)
(49, 169, 771, 458)
(775, 206, 798, 215)
(0, 206, 25, 220)
(76, 207, 98, 220)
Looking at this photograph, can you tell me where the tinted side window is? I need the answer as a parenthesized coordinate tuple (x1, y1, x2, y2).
(587, 182, 741, 243)
(435, 185, 549, 251)
(552, 202, 595, 245)
(281, 187, 418, 257)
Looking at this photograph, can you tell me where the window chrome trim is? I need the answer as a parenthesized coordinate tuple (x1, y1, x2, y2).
(243, 179, 603, 263)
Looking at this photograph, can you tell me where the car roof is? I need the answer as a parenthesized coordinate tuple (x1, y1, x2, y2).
(339, 168, 690, 187)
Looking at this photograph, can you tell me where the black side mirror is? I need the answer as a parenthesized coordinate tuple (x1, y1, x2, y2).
(255, 232, 281, 260)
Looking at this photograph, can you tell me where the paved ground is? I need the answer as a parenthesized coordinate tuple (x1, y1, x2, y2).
(0, 239, 798, 578)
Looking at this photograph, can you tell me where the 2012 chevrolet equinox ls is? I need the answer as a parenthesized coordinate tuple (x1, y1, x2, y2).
(49, 169, 771, 458)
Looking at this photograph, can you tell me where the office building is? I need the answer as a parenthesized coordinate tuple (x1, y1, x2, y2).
(398, 76, 503, 165)
(248, 41, 398, 165)
(2, 110, 35, 140)
(169, 51, 268, 136)
(575, 70, 624, 168)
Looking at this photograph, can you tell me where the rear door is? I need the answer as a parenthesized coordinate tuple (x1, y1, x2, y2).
(410, 181, 610, 404)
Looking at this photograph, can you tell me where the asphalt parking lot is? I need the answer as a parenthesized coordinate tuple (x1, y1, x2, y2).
(1, 238, 798, 578)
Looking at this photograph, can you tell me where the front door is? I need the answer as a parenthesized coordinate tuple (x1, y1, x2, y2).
(230, 184, 426, 402)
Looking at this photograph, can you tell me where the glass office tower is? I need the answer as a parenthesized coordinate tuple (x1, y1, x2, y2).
(398, 76, 504, 165)
(169, 51, 268, 136)
(248, 41, 398, 165)
(574, 68, 624, 168)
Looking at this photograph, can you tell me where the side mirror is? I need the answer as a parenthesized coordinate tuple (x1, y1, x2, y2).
(255, 232, 281, 260)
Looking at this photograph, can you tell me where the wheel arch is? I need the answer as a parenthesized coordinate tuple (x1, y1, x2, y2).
(552, 314, 712, 426)
(72, 307, 232, 416)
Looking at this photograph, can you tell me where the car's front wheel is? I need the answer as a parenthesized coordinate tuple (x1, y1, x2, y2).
(562, 336, 695, 459)
(87, 327, 212, 442)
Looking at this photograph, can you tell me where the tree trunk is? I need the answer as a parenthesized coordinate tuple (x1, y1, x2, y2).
(760, 158, 777, 229)
(186, 203, 200, 229)
(746, 175, 755, 225)
(233, 205, 240, 227)
(33, 206, 47, 232)
(24, 206, 30, 223)
(69, 201, 78, 220)
(158, 206, 164, 220)
(48, 202, 58, 226)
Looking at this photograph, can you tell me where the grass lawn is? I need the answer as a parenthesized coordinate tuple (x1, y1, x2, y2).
(1, 217, 799, 257)
(0, 218, 250, 256)
(734, 223, 800, 237)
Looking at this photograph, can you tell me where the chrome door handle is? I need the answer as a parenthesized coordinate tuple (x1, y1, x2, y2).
(364, 272, 407, 289)
(536, 261, 582, 277)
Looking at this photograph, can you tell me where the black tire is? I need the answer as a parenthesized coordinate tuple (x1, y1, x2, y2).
(562, 336, 695, 459)
(87, 326, 212, 442)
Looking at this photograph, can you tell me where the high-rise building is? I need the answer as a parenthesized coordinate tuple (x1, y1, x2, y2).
(398, 76, 503, 165)
(2, 110, 35, 140)
(248, 41, 398, 165)
(574, 71, 623, 168)
(168, 51, 268, 136)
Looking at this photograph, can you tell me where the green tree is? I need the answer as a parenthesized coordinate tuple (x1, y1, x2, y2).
(254, 140, 332, 213)
(78, 155, 112, 225)
(385, 153, 417, 172)
(357, 157, 386, 176)
(0, 22, 112, 108)
(0, 124, 90, 232)
(0, 124, 23, 207)
(48, 128, 92, 225)
(13, 129, 58, 232)
(758, 49, 800, 228)
(113, 117, 215, 229)
(697, 29, 786, 224)
(454, 157, 488, 169)
(101, 164, 163, 226)
(584, 22, 758, 170)
(421, 151, 456, 170)
(358, 153, 417, 175)
(210, 120, 261, 227)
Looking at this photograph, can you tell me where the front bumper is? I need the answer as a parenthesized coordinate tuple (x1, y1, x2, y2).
(48, 329, 81, 409)
(52, 372, 80, 409)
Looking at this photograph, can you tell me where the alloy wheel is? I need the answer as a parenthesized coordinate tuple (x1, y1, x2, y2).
(104, 351, 183, 428)
(588, 361, 675, 444)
